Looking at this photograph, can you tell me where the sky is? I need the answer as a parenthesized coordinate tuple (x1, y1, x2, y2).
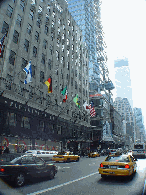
(100, 0, 146, 128)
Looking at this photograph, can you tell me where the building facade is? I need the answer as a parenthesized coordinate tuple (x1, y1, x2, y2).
(66, 0, 101, 91)
(134, 108, 145, 143)
(0, 0, 90, 153)
(114, 58, 133, 108)
(113, 97, 135, 148)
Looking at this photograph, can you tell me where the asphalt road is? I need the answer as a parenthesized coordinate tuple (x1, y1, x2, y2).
(1, 155, 146, 195)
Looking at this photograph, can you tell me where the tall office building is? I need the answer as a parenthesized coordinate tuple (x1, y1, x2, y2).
(0, 0, 90, 152)
(114, 97, 135, 142)
(66, 0, 101, 92)
(114, 58, 133, 108)
(134, 108, 145, 142)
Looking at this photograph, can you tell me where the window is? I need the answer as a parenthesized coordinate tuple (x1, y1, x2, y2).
(36, 19, 41, 28)
(34, 157, 44, 165)
(16, 14, 22, 27)
(20, 0, 25, 11)
(21, 156, 35, 164)
(57, 27, 60, 35)
(47, 5, 50, 12)
(31, 65, 35, 78)
(46, 14, 49, 24)
(71, 77, 73, 86)
(40, 121, 44, 131)
(67, 39, 69, 45)
(40, 71, 44, 83)
(9, 50, 16, 65)
(21, 58, 28, 70)
(6, 112, 16, 126)
(48, 59, 51, 70)
(83, 89, 85, 96)
(57, 126, 62, 135)
(29, 10, 34, 20)
(75, 81, 77, 89)
(41, 53, 45, 64)
(1, 21, 9, 34)
(62, 33, 64, 39)
(68, 19, 70, 26)
(56, 51, 59, 60)
(27, 24, 32, 35)
(24, 39, 29, 52)
(67, 62, 69, 70)
(33, 46, 37, 57)
(44, 25, 48, 35)
(43, 39, 47, 49)
(50, 44, 53, 55)
(52, 11, 55, 18)
(75, 70, 77, 77)
(35, 31, 39, 42)
(13, 30, 19, 44)
(21, 117, 30, 129)
(52, 21, 54, 27)
(38, 6, 42, 13)
(62, 45, 64, 52)
(67, 50, 69, 57)
(6, 5, 13, 18)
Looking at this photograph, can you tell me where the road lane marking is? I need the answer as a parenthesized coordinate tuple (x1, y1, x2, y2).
(27, 171, 99, 195)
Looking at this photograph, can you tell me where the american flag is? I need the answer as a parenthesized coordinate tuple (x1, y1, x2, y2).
(0, 33, 6, 57)
(88, 102, 96, 117)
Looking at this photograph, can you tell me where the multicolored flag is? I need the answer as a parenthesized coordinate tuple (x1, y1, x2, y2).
(61, 86, 68, 102)
(23, 61, 32, 84)
(45, 78, 52, 93)
(73, 94, 80, 108)
(0, 33, 6, 57)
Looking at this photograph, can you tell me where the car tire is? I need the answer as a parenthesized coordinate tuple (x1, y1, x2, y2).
(49, 169, 55, 179)
(14, 172, 25, 187)
(101, 174, 107, 179)
(76, 157, 79, 162)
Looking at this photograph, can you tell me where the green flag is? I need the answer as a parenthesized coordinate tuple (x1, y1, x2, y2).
(73, 94, 80, 108)
(61, 86, 67, 96)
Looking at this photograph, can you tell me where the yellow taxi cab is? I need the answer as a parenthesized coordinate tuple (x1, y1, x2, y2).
(88, 152, 100, 158)
(98, 154, 137, 178)
(52, 151, 80, 163)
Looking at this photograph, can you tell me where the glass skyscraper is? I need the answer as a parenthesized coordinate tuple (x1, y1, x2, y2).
(114, 58, 133, 108)
(66, 0, 101, 91)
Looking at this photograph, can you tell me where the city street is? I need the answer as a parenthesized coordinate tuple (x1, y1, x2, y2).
(7, 156, 146, 195)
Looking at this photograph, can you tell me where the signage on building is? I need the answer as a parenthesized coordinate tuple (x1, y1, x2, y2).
(89, 94, 102, 97)
(0, 97, 47, 117)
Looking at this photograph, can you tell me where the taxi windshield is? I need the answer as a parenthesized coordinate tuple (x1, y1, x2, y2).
(105, 155, 130, 162)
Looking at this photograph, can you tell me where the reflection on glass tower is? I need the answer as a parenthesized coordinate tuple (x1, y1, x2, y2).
(66, 0, 102, 92)
(114, 58, 133, 108)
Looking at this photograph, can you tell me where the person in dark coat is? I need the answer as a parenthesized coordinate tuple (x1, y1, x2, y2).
(4, 146, 10, 153)
(0, 146, 3, 155)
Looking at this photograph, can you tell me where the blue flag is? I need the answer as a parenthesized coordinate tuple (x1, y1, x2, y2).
(23, 60, 32, 84)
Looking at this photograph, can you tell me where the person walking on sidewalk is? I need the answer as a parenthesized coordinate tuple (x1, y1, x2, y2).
(0, 146, 3, 155)
(4, 146, 10, 153)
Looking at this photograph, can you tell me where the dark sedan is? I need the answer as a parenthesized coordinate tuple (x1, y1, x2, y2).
(0, 154, 57, 187)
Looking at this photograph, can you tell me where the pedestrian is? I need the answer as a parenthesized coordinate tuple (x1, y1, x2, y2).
(17, 146, 20, 153)
(23, 147, 26, 153)
(4, 146, 10, 153)
(0, 146, 3, 155)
